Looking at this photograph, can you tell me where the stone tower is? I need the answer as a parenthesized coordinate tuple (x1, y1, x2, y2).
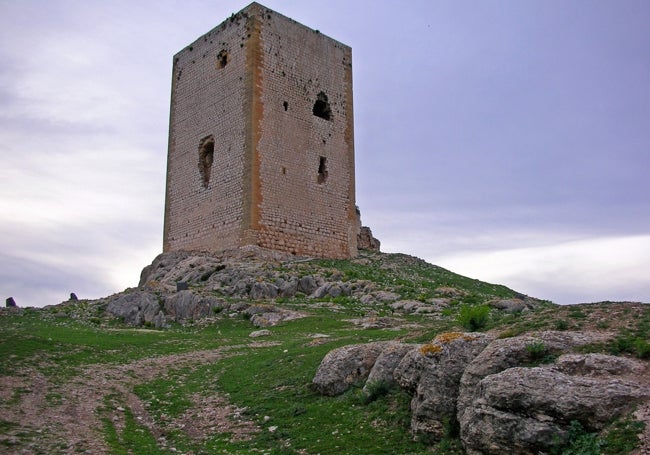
(163, 2, 358, 259)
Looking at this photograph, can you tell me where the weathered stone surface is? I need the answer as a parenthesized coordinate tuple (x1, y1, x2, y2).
(357, 226, 380, 251)
(244, 305, 305, 327)
(312, 341, 394, 396)
(394, 332, 494, 440)
(373, 291, 400, 303)
(311, 282, 350, 299)
(457, 331, 613, 416)
(139, 251, 192, 286)
(297, 276, 318, 295)
(276, 278, 298, 297)
(153, 311, 167, 329)
(163, 291, 225, 322)
(555, 353, 646, 377)
(249, 329, 272, 338)
(249, 282, 278, 300)
(5, 297, 17, 307)
(488, 297, 539, 313)
(389, 300, 423, 313)
(363, 343, 415, 393)
(106, 291, 160, 326)
(460, 358, 650, 454)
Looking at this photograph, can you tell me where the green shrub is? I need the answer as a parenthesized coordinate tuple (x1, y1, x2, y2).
(457, 304, 490, 331)
(633, 338, 650, 359)
(552, 420, 601, 455)
(554, 319, 569, 331)
(610, 333, 650, 359)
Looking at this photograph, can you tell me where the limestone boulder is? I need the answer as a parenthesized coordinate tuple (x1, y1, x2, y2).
(297, 275, 319, 295)
(163, 291, 225, 322)
(457, 330, 613, 416)
(244, 305, 305, 327)
(394, 332, 493, 440)
(106, 291, 160, 326)
(460, 356, 650, 455)
(312, 341, 395, 396)
(363, 343, 416, 393)
(357, 226, 380, 251)
(249, 281, 278, 300)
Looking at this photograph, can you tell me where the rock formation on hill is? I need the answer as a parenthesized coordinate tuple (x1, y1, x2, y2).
(46, 246, 649, 454)
(312, 331, 650, 454)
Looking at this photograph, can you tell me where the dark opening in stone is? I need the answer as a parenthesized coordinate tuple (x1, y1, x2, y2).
(217, 50, 228, 69)
(198, 136, 215, 188)
(313, 91, 332, 120)
(317, 156, 328, 184)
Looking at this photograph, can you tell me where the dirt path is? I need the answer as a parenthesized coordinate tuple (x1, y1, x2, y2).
(0, 343, 275, 454)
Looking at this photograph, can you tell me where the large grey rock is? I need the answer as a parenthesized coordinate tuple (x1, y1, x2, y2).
(312, 341, 395, 396)
(374, 291, 400, 303)
(244, 305, 305, 327)
(457, 331, 613, 417)
(106, 291, 160, 326)
(297, 276, 318, 295)
(363, 343, 415, 393)
(394, 332, 493, 440)
(357, 226, 380, 251)
(249, 282, 278, 300)
(276, 278, 298, 297)
(163, 291, 225, 322)
(152, 311, 168, 329)
(460, 357, 650, 454)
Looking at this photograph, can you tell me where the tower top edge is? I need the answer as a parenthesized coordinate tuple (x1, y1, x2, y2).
(173, 2, 351, 58)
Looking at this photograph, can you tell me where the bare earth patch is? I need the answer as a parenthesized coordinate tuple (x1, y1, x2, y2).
(0, 343, 277, 454)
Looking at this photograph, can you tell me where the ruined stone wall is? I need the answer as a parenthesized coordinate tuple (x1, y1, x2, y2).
(163, 2, 358, 258)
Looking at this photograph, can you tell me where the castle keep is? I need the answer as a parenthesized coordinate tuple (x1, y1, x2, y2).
(163, 2, 361, 259)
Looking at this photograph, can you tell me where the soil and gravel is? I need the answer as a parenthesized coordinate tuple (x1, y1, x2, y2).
(0, 343, 277, 454)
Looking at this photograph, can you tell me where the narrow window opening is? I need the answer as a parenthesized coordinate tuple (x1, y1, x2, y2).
(198, 136, 215, 188)
(283, 101, 289, 111)
(312, 91, 332, 121)
(216, 50, 228, 69)
(317, 156, 328, 184)
(281, 166, 286, 175)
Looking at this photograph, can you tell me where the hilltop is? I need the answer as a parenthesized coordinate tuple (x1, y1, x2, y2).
(0, 247, 648, 454)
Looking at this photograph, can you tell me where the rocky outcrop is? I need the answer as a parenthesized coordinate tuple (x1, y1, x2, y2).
(357, 226, 380, 251)
(363, 342, 415, 393)
(163, 291, 225, 323)
(311, 341, 397, 396)
(106, 291, 161, 327)
(461, 356, 650, 454)
(313, 331, 650, 454)
(104, 289, 304, 328)
(456, 331, 613, 415)
(243, 305, 305, 327)
(487, 297, 538, 313)
(394, 332, 493, 439)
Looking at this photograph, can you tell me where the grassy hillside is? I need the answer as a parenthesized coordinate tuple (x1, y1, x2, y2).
(1, 252, 648, 454)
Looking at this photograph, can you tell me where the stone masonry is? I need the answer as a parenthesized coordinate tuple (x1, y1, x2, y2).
(163, 2, 359, 258)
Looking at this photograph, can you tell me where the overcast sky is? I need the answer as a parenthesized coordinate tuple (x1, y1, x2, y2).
(1, 0, 648, 307)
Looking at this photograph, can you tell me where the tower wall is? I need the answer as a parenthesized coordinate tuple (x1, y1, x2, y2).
(163, 2, 358, 258)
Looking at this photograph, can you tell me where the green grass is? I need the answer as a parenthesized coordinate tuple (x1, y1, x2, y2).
(1, 253, 646, 454)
